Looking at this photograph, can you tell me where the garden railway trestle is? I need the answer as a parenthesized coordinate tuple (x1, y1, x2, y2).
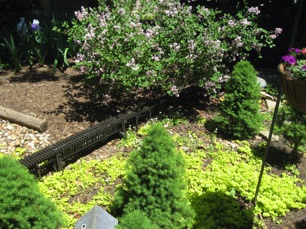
(20, 106, 153, 177)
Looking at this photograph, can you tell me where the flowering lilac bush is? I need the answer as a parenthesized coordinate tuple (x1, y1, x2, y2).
(281, 47, 306, 79)
(68, 0, 281, 97)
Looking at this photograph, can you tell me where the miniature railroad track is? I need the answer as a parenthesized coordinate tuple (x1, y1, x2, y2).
(20, 106, 153, 177)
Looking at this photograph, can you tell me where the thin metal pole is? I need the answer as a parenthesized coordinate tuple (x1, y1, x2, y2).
(289, 0, 305, 47)
(253, 84, 283, 205)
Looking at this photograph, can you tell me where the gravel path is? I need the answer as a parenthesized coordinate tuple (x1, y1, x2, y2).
(0, 118, 52, 157)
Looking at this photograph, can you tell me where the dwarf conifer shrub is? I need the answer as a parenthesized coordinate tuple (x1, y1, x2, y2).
(214, 60, 263, 139)
(0, 155, 64, 229)
(275, 102, 306, 155)
(112, 123, 195, 228)
(116, 210, 160, 229)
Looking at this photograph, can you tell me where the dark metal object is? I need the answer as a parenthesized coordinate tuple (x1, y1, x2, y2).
(253, 84, 283, 204)
(20, 106, 152, 177)
(289, 0, 305, 47)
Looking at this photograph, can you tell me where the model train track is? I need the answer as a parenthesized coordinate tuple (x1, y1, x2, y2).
(20, 106, 153, 177)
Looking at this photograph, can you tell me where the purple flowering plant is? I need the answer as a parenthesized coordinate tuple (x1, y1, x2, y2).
(16, 18, 47, 67)
(282, 47, 306, 80)
(67, 0, 281, 97)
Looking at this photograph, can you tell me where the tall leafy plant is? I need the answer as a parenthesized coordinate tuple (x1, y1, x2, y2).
(41, 16, 74, 75)
(67, 0, 280, 97)
(213, 60, 263, 139)
(1, 35, 22, 72)
(112, 123, 195, 228)
(1, 16, 74, 74)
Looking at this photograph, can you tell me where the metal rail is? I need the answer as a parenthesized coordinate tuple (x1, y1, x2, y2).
(20, 106, 152, 177)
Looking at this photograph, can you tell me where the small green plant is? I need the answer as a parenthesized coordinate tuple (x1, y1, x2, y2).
(284, 163, 300, 176)
(116, 210, 160, 229)
(42, 16, 73, 75)
(0, 155, 64, 229)
(0, 61, 9, 70)
(275, 102, 306, 155)
(11, 147, 27, 159)
(27, 16, 73, 73)
(264, 82, 281, 98)
(214, 60, 263, 139)
(1, 35, 22, 72)
(112, 123, 195, 228)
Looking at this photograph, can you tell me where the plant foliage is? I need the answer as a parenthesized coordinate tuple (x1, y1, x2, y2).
(1, 35, 22, 72)
(0, 155, 64, 229)
(115, 210, 160, 229)
(1, 16, 75, 73)
(112, 123, 195, 228)
(67, 0, 279, 97)
(35, 120, 306, 228)
(185, 140, 306, 226)
(214, 60, 263, 139)
(275, 102, 306, 154)
(39, 155, 125, 228)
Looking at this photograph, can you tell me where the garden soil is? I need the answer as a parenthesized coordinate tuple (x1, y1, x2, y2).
(1, 64, 306, 228)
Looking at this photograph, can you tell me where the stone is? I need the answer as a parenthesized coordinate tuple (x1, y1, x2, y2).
(260, 91, 275, 100)
(0, 118, 52, 156)
(260, 130, 279, 141)
(14, 140, 21, 147)
(75, 205, 118, 229)
(266, 99, 278, 111)
(6, 125, 14, 130)
(257, 77, 267, 89)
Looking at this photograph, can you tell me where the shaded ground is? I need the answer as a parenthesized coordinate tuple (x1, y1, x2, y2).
(1, 65, 306, 228)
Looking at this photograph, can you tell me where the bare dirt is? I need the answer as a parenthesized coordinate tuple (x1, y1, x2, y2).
(1, 64, 306, 228)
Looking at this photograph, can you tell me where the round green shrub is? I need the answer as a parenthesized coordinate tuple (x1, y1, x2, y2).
(214, 60, 263, 139)
(116, 210, 159, 229)
(0, 155, 64, 229)
(112, 123, 195, 228)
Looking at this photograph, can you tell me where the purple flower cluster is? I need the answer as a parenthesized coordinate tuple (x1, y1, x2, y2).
(248, 6, 260, 15)
(232, 36, 243, 47)
(282, 55, 297, 65)
(282, 47, 306, 79)
(282, 48, 305, 66)
(288, 48, 300, 53)
(270, 27, 282, 39)
(170, 85, 180, 97)
(240, 19, 251, 26)
(75, 6, 88, 21)
(228, 20, 236, 27)
(31, 19, 41, 31)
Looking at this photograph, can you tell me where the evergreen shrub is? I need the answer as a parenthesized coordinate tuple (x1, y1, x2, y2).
(112, 123, 195, 228)
(0, 155, 64, 229)
(213, 60, 263, 139)
(116, 210, 159, 229)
